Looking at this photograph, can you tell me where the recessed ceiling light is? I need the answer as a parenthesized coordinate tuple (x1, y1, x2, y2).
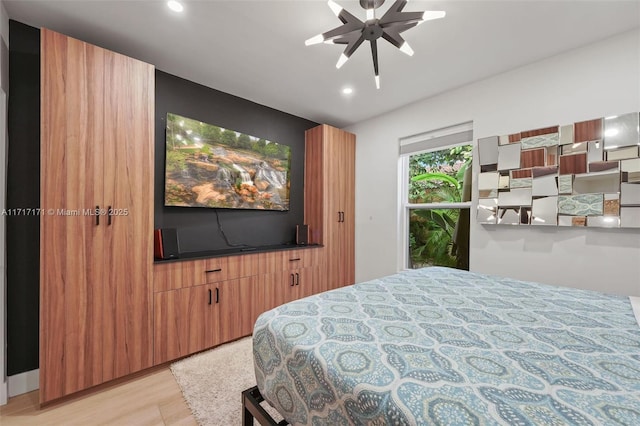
(342, 87, 353, 95)
(167, 0, 184, 13)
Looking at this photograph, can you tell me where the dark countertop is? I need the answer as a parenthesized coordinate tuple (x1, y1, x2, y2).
(154, 243, 323, 264)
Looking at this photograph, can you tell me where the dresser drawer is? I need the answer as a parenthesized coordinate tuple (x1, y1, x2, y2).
(259, 248, 320, 274)
(154, 253, 261, 292)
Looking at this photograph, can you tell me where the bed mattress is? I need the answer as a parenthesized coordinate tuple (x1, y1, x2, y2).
(253, 267, 640, 425)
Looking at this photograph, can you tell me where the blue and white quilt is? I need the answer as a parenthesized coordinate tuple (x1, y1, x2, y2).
(253, 267, 640, 425)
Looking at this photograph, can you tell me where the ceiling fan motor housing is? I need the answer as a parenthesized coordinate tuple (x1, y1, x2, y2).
(364, 22, 384, 40)
(360, 0, 386, 9)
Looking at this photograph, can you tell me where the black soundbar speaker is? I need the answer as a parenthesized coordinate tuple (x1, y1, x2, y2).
(154, 228, 180, 259)
(296, 224, 309, 245)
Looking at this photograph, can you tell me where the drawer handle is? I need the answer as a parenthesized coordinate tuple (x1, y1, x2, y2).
(205, 268, 222, 273)
(289, 258, 301, 262)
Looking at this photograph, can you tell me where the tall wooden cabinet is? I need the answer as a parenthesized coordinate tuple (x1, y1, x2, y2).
(305, 125, 356, 292)
(40, 29, 154, 403)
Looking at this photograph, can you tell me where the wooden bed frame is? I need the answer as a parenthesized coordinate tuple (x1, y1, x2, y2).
(241, 386, 288, 426)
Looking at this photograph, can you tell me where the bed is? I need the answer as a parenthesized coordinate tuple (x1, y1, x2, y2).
(247, 267, 640, 425)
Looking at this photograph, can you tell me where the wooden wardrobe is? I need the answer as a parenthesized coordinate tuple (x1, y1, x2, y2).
(40, 28, 154, 403)
(304, 124, 356, 291)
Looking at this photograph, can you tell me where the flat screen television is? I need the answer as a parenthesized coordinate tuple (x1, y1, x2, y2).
(164, 113, 291, 211)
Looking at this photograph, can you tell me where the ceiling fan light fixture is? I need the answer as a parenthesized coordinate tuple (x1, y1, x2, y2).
(422, 10, 446, 21)
(336, 53, 349, 69)
(307, 0, 445, 88)
(305, 34, 325, 46)
(366, 9, 375, 20)
(399, 41, 414, 56)
(328, 0, 343, 17)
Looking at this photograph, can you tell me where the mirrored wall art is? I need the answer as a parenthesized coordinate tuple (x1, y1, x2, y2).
(603, 113, 640, 149)
(476, 112, 640, 228)
(498, 143, 522, 170)
(478, 136, 499, 166)
(620, 207, 640, 228)
(532, 196, 558, 225)
(478, 199, 498, 224)
(497, 208, 520, 225)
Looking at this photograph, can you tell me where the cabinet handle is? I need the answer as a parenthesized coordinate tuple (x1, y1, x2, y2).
(295, 272, 300, 286)
(289, 258, 301, 262)
(290, 273, 295, 286)
(215, 288, 219, 304)
(337, 211, 341, 222)
(107, 206, 112, 226)
(96, 205, 100, 226)
(205, 268, 222, 273)
(208, 289, 212, 305)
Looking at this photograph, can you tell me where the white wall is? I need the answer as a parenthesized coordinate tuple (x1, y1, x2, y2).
(0, 0, 8, 406)
(348, 29, 640, 296)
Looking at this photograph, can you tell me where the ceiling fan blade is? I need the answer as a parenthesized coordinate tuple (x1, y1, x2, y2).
(320, 23, 364, 43)
(384, 0, 407, 14)
(380, 20, 419, 34)
(336, 33, 366, 68)
(370, 39, 380, 89)
(343, 33, 366, 57)
(381, 26, 406, 50)
(380, 0, 445, 27)
(306, 2, 365, 45)
(336, 6, 365, 26)
(380, 10, 426, 27)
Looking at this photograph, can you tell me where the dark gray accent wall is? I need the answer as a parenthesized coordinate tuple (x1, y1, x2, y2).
(6, 21, 318, 375)
(154, 71, 317, 253)
(7, 21, 40, 375)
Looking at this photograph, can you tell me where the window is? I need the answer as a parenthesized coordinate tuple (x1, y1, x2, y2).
(399, 122, 473, 271)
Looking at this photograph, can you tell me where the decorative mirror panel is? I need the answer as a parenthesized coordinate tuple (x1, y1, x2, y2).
(477, 112, 640, 228)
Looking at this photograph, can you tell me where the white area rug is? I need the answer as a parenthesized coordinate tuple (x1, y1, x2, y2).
(170, 337, 281, 425)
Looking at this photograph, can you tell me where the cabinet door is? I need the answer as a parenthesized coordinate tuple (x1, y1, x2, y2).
(102, 49, 154, 380)
(296, 267, 316, 300)
(217, 276, 260, 342)
(262, 271, 295, 310)
(40, 29, 106, 402)
(154, 285, 218, 364)
(339, 133, 356, 287)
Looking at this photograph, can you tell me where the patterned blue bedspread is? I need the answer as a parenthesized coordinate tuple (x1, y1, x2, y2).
(253, 267, 640, 425)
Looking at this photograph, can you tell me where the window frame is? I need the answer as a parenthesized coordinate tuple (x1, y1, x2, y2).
(398, 124, 473, 271)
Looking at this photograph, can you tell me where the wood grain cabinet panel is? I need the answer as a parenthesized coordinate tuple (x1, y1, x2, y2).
(153, 259, 205, 292)
(153, 285, 219, 365)
(40, 28, 154, 403)
(304, 125, 355, 292)
(154, 254, 263, 292)
(262, 267, 317, 311)
(259, 249, 317, 274)
(218, 276, 260, 342)
(40, 30, 106, 401)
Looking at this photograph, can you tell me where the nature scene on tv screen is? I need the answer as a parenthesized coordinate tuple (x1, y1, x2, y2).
(164, 113, 291, 210)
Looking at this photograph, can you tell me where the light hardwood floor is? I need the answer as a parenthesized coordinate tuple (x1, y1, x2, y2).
(0, 367, 196, 425)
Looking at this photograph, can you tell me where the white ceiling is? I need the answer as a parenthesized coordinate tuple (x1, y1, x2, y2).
(5, 0, 640, 128)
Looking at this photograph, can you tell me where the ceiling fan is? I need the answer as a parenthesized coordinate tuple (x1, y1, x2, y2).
(305, 0, 445, 89)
